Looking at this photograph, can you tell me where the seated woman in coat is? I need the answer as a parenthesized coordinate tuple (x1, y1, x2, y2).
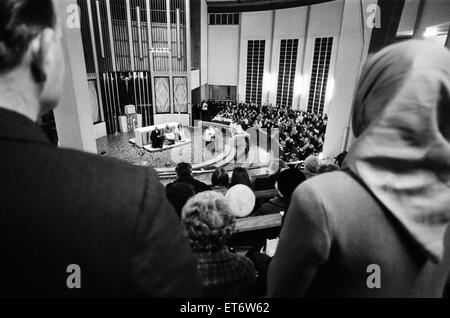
(182, 191, 256, 297)
(268, 40, 450, 297)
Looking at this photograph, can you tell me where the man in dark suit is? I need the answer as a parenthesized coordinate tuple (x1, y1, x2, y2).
(150, 127, 163, 148)
(0, 0, 202, 297)
(166, 162, 210, 194)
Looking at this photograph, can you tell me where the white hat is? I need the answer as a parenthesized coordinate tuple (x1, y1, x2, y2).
(225, 184, 255, 218)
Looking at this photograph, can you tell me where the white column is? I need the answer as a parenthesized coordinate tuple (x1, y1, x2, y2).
(166, 0, 174, 113)
(445, 25, 450, 49)
(53, 0, 97, 153)
(322, 0, 375, 159)
(200, 0, 208, 100)
(266, 10, 276, 105)
(186, 0, 192, 120)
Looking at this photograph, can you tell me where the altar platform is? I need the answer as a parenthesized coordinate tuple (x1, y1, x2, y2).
(128, 138, 191, 153)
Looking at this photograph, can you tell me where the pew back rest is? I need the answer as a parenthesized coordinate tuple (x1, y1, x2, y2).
(235, 213, 282, 233)
(230, 214, 282, 251)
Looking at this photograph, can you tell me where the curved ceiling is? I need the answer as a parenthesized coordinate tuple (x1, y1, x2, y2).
(207, 0, 337, 13)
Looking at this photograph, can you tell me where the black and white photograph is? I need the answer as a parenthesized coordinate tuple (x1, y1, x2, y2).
(1, 0, 450, 303)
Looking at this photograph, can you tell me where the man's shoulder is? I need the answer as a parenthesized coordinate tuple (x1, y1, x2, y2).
(180, 175, 208, 187)
(192, 177, 209, 187)
(291, 171, 350, 215)
(296, 170, 378, 220)
(300, 170, 352, 193)
(49, 147, 159, 195)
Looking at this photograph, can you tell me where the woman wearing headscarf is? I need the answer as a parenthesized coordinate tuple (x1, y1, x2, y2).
(268, 40, 450, 297)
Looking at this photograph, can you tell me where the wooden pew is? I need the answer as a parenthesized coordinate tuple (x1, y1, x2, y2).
(230, 214, 282, 251)
(235, 213, 282, 233)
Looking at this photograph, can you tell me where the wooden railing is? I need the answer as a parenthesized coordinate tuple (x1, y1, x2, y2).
(235, 214, 282, 233)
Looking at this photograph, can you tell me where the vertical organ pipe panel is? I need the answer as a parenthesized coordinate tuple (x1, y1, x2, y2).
(106, 0, 117, 71)
(126, 0, 135, 70)
(146, 0, 157, 117)
(96, 0, 113, 71)
(155, 77, 170, 113)
(173, 77, 188, 113)
(78, 0, 189, 133)
(95, 0, 105, 58)
(166, 0, 174, 113)
(79, 0, 105, 122)
(137, 6, 143, 59)
(176, 8, 181, 59)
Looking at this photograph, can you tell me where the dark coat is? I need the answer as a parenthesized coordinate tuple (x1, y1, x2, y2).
(268, 171, 450, 297)
(253, 174, 277, 191)
(196, 247, 256, 298)
(166, 176, 211, 194)
(0, 108, 202, 297)
(254, 196, 286, 216)
(150, 129, 163, 148)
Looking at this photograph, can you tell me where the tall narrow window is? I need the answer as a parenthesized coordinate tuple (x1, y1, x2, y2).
(276, 39, 298, 107)
(307, 37, 333, 114)
(245, 40, 265, 104)
(208, 13, 239, 25)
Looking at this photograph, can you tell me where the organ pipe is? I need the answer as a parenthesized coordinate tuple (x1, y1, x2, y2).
(137, 7, 143, 59)
(145, 0, 156, 113)
(105, 0, 117, 71)
(176, 8, 181, 59)
(86, 0, 105, 122)
(126, 0, 135, 71)
(95, 0, 105, 58)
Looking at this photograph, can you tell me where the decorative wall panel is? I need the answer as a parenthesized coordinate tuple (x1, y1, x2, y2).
(88, 80, 101, 123)
(173, 77, 188, 113)
(155, 77, 171, 113)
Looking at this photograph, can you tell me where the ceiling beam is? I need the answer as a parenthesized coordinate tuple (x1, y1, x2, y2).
(207, 0, 335, 13)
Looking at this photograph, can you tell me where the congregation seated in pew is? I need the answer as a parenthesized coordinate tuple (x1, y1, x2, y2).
(253, 168, 306, 217)
(166, 162, 211, 194)
(181, 191, 256, 298)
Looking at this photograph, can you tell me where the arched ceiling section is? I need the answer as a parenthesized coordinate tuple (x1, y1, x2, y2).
(207, 0, 337, 13)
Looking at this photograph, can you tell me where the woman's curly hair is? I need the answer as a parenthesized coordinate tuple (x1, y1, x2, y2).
(304, 155, 320, 174)
(181, 191, 235, 252)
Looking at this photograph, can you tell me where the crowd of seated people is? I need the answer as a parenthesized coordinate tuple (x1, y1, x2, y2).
(211, 103, 327, 162)
(163, 161, 336, 296)
(165, 154, 424, 296)
(165, 142, 450, 297)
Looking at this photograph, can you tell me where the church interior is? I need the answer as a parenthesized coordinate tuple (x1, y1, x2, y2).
(2, 0, 450, 299)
